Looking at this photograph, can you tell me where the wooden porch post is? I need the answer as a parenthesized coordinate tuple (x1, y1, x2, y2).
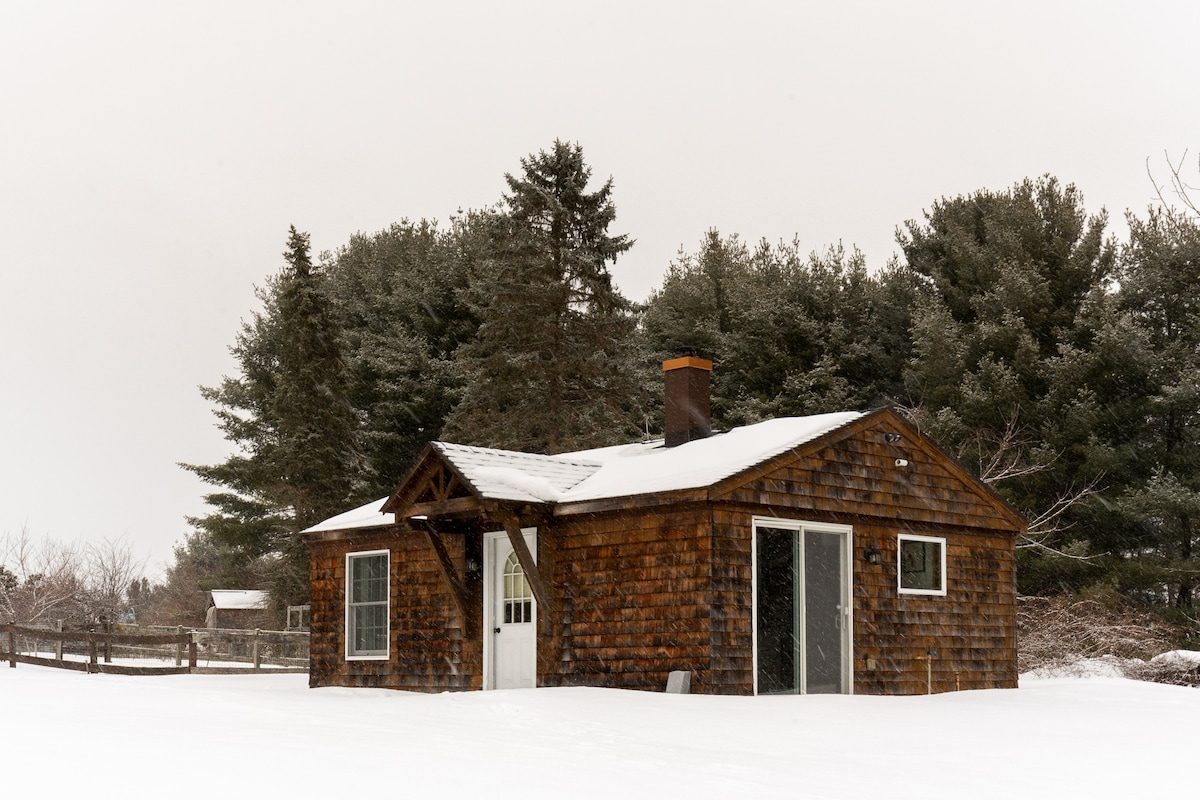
(421, 522, 477, 635)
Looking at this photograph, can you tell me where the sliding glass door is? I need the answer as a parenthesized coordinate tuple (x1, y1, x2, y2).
(754, 520, 851, 695)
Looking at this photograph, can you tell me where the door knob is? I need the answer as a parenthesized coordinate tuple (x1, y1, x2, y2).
(494, 627, 501, 634)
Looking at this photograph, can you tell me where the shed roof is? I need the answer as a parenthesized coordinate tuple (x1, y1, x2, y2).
(207, 589, 269, 610)
(430, 411, 863, 507)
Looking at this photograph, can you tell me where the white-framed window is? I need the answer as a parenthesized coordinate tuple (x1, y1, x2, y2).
(897, 534, 946, 596)
(346, 549, 389, 659)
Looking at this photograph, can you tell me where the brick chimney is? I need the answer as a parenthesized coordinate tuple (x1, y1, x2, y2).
(663, 356, 713, 447)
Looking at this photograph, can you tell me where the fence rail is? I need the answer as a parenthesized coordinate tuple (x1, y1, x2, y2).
(0, 622, 308, 675)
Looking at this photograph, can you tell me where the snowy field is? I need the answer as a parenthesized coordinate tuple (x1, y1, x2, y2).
(1, 664, 1194, 799)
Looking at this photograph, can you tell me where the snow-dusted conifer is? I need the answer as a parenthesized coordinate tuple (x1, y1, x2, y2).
(446, 141, 645, 453)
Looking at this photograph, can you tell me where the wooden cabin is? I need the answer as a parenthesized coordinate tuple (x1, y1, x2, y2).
(305, 358, 1024, 695)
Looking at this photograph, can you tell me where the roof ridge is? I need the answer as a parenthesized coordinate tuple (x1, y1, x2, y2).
(433, 440, 602, 467)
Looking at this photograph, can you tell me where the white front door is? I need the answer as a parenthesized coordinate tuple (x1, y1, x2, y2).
(485, 529, 537, 689)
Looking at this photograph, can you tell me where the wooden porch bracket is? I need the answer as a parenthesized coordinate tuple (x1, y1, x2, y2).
(421, 522, 476, 634)
(501, 514, 554, 634)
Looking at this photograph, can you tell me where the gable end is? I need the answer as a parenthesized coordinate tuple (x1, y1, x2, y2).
(382, 445, 484, 519)
(711, 408, 1026, 533)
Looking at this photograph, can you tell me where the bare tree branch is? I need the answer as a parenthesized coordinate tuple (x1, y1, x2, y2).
(1147, 149, 1200, 218)
(898, 405, 1101, 558)
(0, 527, 83, 624)
(1019, 475, 1106, 551)
(0, 529, 144, 626)
(1018, 595, 1178, 676)
(80, 537, 146, 623)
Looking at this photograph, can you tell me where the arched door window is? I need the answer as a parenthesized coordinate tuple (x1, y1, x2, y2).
(503, 552, 533, 624)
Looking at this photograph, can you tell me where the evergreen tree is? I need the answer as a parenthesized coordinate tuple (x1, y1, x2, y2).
(270, 227, 365, 606)
(185, 227, 364, 613)
(445, 141, 644, 452)
(1020, 292, 1151, 592)
(271, 227, 365, 530)
(1106, 209, 1200, 610)
(898, 177, 1114, 554)
(641, 231, 914, 429)
(324, 216, 488, 493)
(184, 281, 286, 559)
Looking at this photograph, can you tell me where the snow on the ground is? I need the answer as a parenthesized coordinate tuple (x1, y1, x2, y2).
(1, 665, 1194, 799)
(1151, 649, 1200, 667)
(1019, 655, 1132, 679)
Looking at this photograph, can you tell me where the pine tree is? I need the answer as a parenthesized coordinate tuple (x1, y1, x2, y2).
(898, 177, 1113, 534)
(184, 284, 286, 559)
(271, 227, 364, 529)
(185, 227, 364, 613)
(640, 230, 914, 428)
(884, 176, 1164, 602)
(445, 141, 645, 452)
(324, 216, 488, 493)
(1107, 209, 1200, 610)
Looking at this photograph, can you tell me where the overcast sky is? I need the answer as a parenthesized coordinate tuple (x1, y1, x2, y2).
(2, 0, 1196, 575)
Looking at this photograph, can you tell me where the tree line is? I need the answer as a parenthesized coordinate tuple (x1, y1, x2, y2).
(12, 140, 1198, 635)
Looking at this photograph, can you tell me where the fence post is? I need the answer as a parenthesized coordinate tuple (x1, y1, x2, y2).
(55, 620, 63, 661)
(88, 631, 98, 672)
(252, 629, 261, 669)
(103, 619, 112, 664)
(175, 625, 183, 667)
(6, 628, 15, 668)
(188, 634, 197, 670)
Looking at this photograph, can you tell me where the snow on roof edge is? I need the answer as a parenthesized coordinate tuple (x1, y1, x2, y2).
(302, 496, 393, 534)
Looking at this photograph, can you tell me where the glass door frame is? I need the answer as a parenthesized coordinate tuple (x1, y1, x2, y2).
(751, 516, 854, 696)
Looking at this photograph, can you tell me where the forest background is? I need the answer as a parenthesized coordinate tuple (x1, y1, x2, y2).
(5, 141, 1200, 644)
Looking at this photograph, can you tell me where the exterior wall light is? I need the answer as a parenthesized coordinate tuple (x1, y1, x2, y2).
(864, 548, 882, 565)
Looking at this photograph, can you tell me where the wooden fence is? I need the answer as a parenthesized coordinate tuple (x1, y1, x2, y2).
(0, 623, 309, 675)
(189, 626, 309, 673)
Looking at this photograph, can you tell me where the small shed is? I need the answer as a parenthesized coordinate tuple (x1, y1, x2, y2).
(306, 358, 1024, 695)
(206, 590, 270, 630)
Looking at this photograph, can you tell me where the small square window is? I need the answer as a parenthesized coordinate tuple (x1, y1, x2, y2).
(898, 535, 946, 596)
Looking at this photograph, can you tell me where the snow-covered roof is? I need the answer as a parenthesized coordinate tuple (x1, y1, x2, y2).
(208, 590, 269, 610)
(306, 411, 866, 534)
(432, 413, 863, 507)
(557, 412, 863, 504)
(303, 495, 393, 533)
(432, 412, 864, 506)
(433, 442, 601, 503)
